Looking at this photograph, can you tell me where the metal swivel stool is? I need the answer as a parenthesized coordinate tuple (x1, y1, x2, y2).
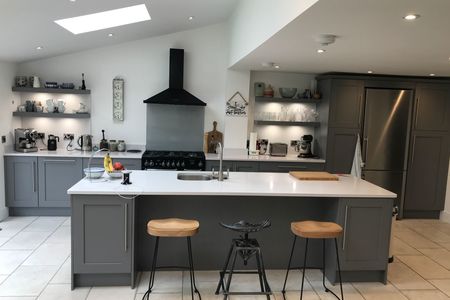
(142, 218, 201, 300)
(282, 221, 344, 300)
(215, 219, 272, 300)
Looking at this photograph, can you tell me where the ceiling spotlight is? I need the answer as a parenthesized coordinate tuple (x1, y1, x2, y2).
(108, 33, 114, 37)
(367, 70, 373, 74)
(188, 16, 194, 21)
(70, 0, 76, 2)
(430, 73, 436, 76)
(36, 46, 43, 50)
(314, 34, 337, 46)
(274, 65, 280, 69)
(317, 49, 326, 53)
(403, 14, 420, 21)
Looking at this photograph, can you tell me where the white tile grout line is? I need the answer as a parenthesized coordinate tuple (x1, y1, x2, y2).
(0, 216, 70, 299)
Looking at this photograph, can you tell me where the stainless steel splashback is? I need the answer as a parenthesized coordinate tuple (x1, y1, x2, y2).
(146, 104, 205, 151)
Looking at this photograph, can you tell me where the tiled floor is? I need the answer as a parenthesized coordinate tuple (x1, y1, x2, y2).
(3, 217, 450, 299)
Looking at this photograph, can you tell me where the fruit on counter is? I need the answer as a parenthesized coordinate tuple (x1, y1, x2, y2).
(113, 162, 124, 171)
(103, 153, 114, 172)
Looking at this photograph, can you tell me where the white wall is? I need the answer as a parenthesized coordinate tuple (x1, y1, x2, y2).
(0, 61, 20, 220)
(17, 23, 229, 147)
(249, 71, 317, 154)
(228, 0, 318, 67)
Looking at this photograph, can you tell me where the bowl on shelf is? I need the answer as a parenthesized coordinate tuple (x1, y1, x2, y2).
(84, 167, 104, 179)
(279, 88, 297, 98)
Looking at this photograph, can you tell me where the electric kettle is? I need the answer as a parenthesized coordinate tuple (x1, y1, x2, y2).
(78, 134, 93, 151)
(47, 135, 59, 151)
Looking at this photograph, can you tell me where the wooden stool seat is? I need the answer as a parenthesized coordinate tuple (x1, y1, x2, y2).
(291, 221, 343, 239)
(147, 218, 199, 237)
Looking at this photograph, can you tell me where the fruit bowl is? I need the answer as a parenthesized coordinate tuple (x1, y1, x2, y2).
(107, 170, 123, 179)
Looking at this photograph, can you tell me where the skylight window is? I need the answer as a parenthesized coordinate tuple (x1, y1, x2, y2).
(54, 4, 151, 34)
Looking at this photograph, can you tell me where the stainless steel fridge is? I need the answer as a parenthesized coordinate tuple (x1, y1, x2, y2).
(361, 88, 413, 216)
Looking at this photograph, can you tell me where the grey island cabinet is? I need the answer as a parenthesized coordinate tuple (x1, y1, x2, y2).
(4, 154, 141, 216)
(68, 171, 396, 289)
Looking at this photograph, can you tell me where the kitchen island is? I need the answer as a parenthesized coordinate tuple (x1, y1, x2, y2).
(68, 171, 395, 289)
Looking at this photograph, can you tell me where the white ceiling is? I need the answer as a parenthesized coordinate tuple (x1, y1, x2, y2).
(233, 0, 450, 76)
(0, 0, 237, 62)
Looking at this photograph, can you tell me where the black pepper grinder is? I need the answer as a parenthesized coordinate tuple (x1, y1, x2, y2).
(81, 73, 86, 90)
(99, 129, 109, 149)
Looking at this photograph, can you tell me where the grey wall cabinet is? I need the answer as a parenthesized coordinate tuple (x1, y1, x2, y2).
(72, 195, 134, 274)
(82, 158, 141, 170)
(338, 198, 392, 270)
(329, 80, 364, 128)
(414, 84, 450, 131)
(5, 156, 38, 207)
(325, 128, 359, 173)
(404, 133, 450, 212)
(38, 158, 83, 207)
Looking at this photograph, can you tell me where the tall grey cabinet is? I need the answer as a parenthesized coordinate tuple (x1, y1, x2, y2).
(5, 156, 38, 207)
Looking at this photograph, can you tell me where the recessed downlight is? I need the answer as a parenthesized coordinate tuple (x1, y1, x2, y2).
(274, 65, 280, 69)
(317, 49, 326, 53)
(403, 14, 420, 21)
(108, 33, 114, 37)
(36, 46, 43, 50)
(188, 16, 194, 21)
(367, 71, 373, 74)
(430, 73, 436, 76)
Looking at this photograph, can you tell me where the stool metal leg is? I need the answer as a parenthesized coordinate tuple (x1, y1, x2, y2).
(335, 238, 344, 300)
(142, 237, 160, 300)
(187, 237, 201, 300)
(257, 248, 271, 299)
(215, 241, 235, 295)
(255, 251, 266, 294)
(223, 248, 238, 300)
(300, 238, 309, 300)
(282, 235, 297, 298)
(321, 239, 344, 300)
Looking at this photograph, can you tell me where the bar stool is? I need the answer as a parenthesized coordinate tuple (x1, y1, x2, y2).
(215, 220, 272, 300)
(282, 221, 344, 300)
(142, 218, 201, 300)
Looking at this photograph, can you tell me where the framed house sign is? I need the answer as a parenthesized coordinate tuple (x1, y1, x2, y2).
(226, 91, 248, 117)
(113, 77, 124, 121)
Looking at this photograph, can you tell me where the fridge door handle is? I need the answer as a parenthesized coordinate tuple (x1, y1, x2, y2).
(363, 137, 369, 166)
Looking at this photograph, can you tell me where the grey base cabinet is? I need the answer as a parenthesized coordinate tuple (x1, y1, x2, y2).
(205, 160, 325, 172)
(72, 195, 135, 287)
(38, 158, 83, 207)
(5, 156, 38, 207)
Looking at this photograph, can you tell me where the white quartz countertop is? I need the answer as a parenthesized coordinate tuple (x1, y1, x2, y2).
(67, 170, 396, 198)
(3, 147, 144, 159)
(205, 153, 325, 163)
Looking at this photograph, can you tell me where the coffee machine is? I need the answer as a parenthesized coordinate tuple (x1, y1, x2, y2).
(15, 128, 39, 153)
(297, 134, 314, 158)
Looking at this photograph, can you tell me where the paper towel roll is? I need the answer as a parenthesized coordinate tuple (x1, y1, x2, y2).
(249, 132, 258, 155)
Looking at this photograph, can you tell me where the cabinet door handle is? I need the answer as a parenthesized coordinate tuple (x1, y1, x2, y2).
(124, 203, 128, 252)
(358, 94, 363, 128)
(277, 165, 307, 169)
(32, 161, 37, 192)
(45, 159, 76, 163)
(342, 205, 349, 250)
(410, 135, 416, 165)
(363, 138, 369, 165)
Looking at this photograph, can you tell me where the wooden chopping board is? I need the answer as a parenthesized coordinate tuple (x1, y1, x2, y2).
(206, 121, 223, 153)
(289, 171, 339, 181)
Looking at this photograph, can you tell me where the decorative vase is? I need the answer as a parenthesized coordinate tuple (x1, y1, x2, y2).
(254, 82, 265, 97)
(263, 85, 274, 98)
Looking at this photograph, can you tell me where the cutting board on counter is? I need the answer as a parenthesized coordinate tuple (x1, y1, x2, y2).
(289, 171, 339, 181)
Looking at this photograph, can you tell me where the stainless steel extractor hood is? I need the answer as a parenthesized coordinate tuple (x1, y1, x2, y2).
(143, 48, 206, 106)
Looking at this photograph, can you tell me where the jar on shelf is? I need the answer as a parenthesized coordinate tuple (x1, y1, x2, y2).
(109, 140, 118, 152)
(117, 140, 126, 152)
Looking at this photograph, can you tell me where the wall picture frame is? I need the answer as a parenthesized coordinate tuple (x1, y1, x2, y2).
(113, 77, 124, 121)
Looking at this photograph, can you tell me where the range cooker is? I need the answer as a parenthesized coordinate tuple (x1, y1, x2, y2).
(142, 150, 206, 171)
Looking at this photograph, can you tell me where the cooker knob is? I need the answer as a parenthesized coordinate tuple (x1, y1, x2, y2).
(161, 161, 166, 168)
(148, 160, 154, 167)
(198, 161, 203, 168)
(176, 161, 181, 168)
(171, 161, 176, 168)
(181, 161, 185, 168)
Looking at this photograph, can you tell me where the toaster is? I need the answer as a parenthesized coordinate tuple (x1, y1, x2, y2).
(269, 143, 288, 157)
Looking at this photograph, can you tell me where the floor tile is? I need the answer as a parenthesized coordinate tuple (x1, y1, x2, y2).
(0, 217, 37, 238)
(352, 282, 408, 300)
(50, 257, 71, 284)
(387, 262, 434, 290)
(439, 243, 450, 251)
(0, 250, 32, 274)
(397, 255, 450, 279)
(23, 217, 66, 232)
(37, 283, 90, 300)
(87, 286, 136, 300)
(136, 271, 182, 294)
(418, 248, 450, 269)
(0, 237, 10, 247)
(0, 275, 7, 285)
(23, 243, 70, 266)
(429, 279, 450, 297)
(0, 297, 36, 300)
(135, 293, 182, 300)
(62, 218, 71, 227)
(0, 265, 58, 296)
(276, 291, 320, 299)
(310, 280, 363, 300)
(391, 237, 421, 256)
(0, 231, 51, 250)
(394, 228, 440, 249)
(44, 226, 70, 244)
(401, 289, 450, 300)
(411, 227, 450, 243)
(264, 269, 314, 291)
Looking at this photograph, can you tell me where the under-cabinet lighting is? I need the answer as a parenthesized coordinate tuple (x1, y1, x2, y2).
(317, 49, 325, 53)
(36, 46, 43, 50)
(54, 4, 151, 34)
(403, 14, 420, 21)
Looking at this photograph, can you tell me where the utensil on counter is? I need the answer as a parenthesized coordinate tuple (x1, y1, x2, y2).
(78, 134, 93, 151)
(47, 135, 60, 151)
(206, 121, 223, 153)
(99, 130, 109, 149)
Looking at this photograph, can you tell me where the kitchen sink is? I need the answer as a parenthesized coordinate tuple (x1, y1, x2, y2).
(177, 173, 213, 181)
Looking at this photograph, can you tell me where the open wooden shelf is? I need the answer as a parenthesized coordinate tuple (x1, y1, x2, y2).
(254, 120, 320, 127)
(255, 96, 320, 104)
(12, 87, 91, 95)
(13, 112, 90, 119)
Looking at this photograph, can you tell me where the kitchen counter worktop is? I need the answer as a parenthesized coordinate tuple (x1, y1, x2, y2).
(3, 146, 144, 159)
(205, 153, 325, 163)
(68, 170, 396, 198)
